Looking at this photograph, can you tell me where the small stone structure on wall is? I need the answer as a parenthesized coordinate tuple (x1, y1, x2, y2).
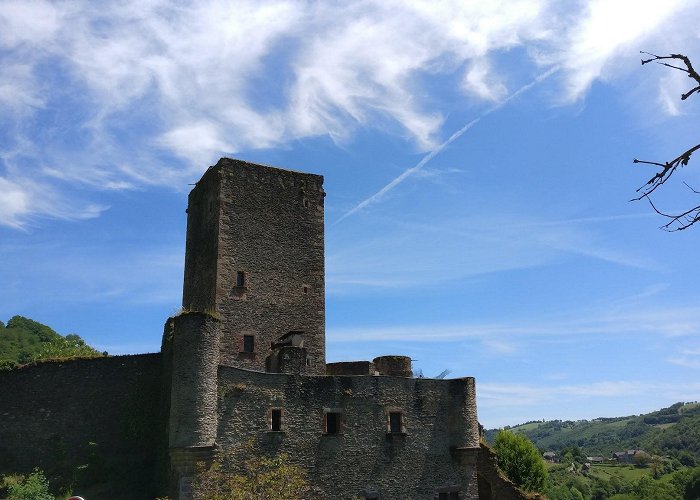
(0, 158, 529, 499)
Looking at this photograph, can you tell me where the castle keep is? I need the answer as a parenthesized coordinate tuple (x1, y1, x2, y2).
(181, 161, 326, 373)
(0, 158, 526, 499)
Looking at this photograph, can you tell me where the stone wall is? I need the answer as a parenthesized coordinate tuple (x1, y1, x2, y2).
(181, 158, 326, 374)
(0, 354, 165, 499)
(215, 366, 480, 499)
(168, 313, 220, 449)
(182, 165, 221, 313)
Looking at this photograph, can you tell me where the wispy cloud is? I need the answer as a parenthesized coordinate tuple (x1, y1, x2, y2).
(479, 380, 700, 409)
(478, 379, 700, 427)
(327, 213, 656, 293)
(1, 0, 698, 227)
(667, 346, 700, 369)
(0, 173, 107, 229)
(335, 67, 559, 223)
(552, 0, 694, 101)
(328, 304, 700, 343)
(0, 238, 183, 308)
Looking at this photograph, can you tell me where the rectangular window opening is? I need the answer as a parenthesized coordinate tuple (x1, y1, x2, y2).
(389, 411, 403, 434)
(271, 409, 282, 431)
(236, 271, 246, 287)
(325, 412, 342, 435)
(243, 335, 255, 353)
(438, 491, 460, 500)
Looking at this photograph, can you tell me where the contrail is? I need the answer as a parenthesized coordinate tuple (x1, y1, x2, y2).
(335, 66, 560, 225)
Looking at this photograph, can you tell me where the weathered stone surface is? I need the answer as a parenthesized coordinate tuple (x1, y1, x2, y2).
(216, 367, 480, 499)
(0, 158, 526, 500)
(182, 159, 326, 374)
(169, 312, 220, 448)
(373, 355, 413, 377)
(0, 355, 164, 499)
(326, 360, 376, 375)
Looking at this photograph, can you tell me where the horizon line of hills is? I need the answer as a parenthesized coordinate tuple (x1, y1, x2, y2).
(485, 401, 700, 465)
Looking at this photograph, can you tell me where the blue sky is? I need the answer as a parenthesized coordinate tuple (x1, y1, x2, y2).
(2, 0, 700, 428)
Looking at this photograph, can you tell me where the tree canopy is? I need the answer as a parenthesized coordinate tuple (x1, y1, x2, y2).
(0, 315, 104, 369)
(494, 429, 548, 493)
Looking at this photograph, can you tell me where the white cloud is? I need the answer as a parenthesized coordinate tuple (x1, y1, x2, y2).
(667, 345, 700, 368)
(0, 64, 44, 114)
(328, 212, 654, 292)
(0, 176, 30, 229)
(0, 0, 61, 47)
(479, 380, 700, 408)
(1, 0, 699, 227)
(553, 0, 695, 101)
(478, 379, 700, 427)
(328, 303, 700, 343)
(0, 175, 106, 229)
(463, 58, 508, 101)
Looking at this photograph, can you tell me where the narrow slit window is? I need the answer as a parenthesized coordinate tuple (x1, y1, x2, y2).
(271, 409, 282, 431)
(325, 412, 342, 434)
(389, 411, 403, 434)
(243, 335, 255, 353)
(236, 271, 246, 287)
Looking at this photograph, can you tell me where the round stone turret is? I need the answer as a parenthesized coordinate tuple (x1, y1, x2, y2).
(169, 312, 220, 448)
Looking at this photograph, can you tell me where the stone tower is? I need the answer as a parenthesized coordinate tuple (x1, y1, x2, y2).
(182, 158, 326, 374)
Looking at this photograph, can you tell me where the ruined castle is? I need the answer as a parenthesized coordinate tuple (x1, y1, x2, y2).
(0, 158, 525, 499)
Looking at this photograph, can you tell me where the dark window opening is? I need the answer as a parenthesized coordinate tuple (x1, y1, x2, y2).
(303, 285, 309, 294)
(438, 492, 459, 500)
(236, 271, 246, 287)
(243, 335, 255, 353)
(271, 409, 282, 431)
(325, 412, 342, 434)
(302, 197, 310, 208)
(389, 411, 403, 434)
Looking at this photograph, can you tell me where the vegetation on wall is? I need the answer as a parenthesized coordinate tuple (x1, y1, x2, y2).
(194, 445, 312, 500)
(0, 468, 54, 500)
(0, 316, 105, 370)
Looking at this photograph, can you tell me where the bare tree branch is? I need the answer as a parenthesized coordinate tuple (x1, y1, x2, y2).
(639, 52, 700, 100)
(632, 52, 700, 230)
(643, 195, 700, 231)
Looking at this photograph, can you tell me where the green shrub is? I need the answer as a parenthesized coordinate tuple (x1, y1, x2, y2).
(494, 429, 548, 493)
(2, 468, 54, 500)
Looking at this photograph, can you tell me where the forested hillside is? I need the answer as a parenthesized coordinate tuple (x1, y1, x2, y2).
(0, 316, 105, 369)
(486, 402, 700, 462)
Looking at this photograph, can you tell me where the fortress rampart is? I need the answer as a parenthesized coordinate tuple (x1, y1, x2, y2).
(214, 366, 479, 499)
(0, 158, 530, 500)
(0, 354, 165, 498)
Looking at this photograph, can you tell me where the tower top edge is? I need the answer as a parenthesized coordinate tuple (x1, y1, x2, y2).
(211, 157, 324, 180)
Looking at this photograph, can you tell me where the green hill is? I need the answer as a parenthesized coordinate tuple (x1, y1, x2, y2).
(0, 315, 105, 369)
(485, 402, 700, 463)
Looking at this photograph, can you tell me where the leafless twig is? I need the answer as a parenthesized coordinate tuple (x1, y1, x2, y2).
(632, 52, 700, 231)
